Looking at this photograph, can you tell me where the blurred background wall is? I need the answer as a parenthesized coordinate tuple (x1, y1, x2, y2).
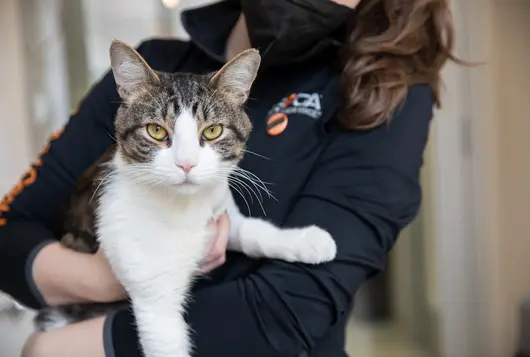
(480, 1, 530, 355)
(0, 0, 35, 196)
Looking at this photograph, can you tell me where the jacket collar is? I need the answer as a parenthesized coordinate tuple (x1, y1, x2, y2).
(181, 0, 343, 65)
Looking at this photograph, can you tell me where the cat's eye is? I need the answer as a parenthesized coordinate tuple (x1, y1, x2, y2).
(201, 124, 223, 141)
(146, 124, 169, 141)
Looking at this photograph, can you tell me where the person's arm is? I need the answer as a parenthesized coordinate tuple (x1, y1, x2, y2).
(0, 67, 119, 308)
(32, 243, 125, 306)
(0, 39, 180, 309)
(21, 316, 107, 357)
(20, 84, 434, 357)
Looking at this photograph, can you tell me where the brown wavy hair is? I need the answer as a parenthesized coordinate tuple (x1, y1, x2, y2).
(339, 0, 462, 130)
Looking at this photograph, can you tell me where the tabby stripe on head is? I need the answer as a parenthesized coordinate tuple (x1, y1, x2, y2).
(165, 85, 175, 99)
(120, 124, 145, 141)
(160, 101, 169, 120)
(191, 102, 199, 117)
(223, 153, 239, 161)
(134, 140, 154, 157)
(122, 137, 157, 163)
(227, 124, 246, 143)
(170, 100, 181, 119)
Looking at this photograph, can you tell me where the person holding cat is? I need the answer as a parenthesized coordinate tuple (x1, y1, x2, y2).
(0, 0, 459, 356)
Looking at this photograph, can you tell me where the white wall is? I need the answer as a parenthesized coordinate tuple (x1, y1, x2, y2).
(434, 1, 530, 356)
(488, 2, 530, 355)
(0, 0, 34, 193)
(80, 0, 217, 82)
(81, 0, 166, 81)
(20, 0, 71, 151)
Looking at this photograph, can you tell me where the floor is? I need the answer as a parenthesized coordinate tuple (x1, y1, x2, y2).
(0, 306, 431, 357)
(346, 318, 432, 357)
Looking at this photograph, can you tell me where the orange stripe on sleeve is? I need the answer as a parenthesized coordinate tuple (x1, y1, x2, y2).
(50, 129, 64, 141)
(9, 182, 24, 199)
(0, 127, 66, 226)
(22, 168, 38, 186)
(0, 201, 9, 213)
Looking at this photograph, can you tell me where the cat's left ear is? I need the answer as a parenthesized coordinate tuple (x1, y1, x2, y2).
(109, 40, 160, 99)
(209, 49, 261, 105)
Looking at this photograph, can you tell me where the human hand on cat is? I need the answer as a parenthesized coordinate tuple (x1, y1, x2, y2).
(200, 213, 230, 273)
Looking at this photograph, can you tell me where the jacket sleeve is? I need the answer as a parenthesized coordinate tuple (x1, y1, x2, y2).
(106, 85, 434, 357)
(0, 69, 119, 308)
(0, 40, 177, 309)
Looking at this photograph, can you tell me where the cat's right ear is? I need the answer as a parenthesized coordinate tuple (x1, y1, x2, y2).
(209, 49, 261, 105)
(109, 40, 160, 99)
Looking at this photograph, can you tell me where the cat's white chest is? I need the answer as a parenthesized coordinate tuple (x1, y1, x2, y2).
(102, 181, 209, 236)
(96, 175, 226, 290)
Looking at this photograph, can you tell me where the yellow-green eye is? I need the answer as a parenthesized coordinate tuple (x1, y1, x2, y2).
(147, 124, 168, 141)
(202, 124, 223, 141)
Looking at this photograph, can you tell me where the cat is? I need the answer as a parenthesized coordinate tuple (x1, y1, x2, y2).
(35, 40, 337, 357)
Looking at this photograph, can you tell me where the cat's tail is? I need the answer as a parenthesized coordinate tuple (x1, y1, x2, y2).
(34, 301, 128, 332)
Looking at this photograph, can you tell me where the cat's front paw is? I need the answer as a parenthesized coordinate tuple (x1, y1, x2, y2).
(293, 226, 337, 264)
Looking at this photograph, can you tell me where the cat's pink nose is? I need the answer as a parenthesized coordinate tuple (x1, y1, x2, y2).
(176, 163, 196, 174)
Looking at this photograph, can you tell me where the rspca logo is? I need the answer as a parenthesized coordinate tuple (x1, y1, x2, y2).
(268, 92, 323, 120)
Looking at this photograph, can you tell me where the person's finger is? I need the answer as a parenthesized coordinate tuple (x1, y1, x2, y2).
(204, 218, 219, 250)
(198, 214, 230, 274)
(210, 213, 230, 256)
(199, 254, 226, 273)
(217, 213, 230, 241)
(207, 218, 217, 233)
(198, 255, 226, 274)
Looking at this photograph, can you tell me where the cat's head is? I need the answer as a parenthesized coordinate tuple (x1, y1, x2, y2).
(109, 40, 261, 195)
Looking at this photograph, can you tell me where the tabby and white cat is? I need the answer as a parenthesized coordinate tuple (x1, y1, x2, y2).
(36, 40, 337, 357)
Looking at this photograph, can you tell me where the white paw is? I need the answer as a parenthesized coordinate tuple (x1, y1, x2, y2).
(283, 226, 337, 264)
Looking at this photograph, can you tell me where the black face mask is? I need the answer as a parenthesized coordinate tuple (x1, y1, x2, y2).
(241, 0, 352, 67)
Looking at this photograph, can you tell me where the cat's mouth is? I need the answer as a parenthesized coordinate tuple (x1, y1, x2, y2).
(170, 178, 202, 195)
(174, 178, 198, 188)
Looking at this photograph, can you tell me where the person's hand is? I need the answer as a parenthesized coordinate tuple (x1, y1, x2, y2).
(22, 316, 107, 357)
(199, 213, 230, 273)
(32, 242, 126, 306)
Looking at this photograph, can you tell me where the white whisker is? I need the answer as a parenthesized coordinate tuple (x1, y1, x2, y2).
(229, 175, 259, 205)
(243, 150, 271, 161)
(228, 181, 251, 217)
(90, 171, 115, 204)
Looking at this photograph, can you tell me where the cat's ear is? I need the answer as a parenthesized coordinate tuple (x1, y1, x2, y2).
(209, 49, 261, 105)
(109, 40, 160, 99)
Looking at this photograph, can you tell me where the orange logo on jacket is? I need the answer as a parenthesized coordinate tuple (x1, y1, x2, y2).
(265, 92, 323, 136)
(266, 113, 288, 136)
